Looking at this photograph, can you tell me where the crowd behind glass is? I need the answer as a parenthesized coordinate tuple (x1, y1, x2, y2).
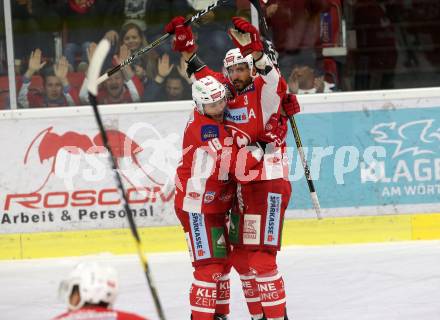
(0, 0, 439, 109)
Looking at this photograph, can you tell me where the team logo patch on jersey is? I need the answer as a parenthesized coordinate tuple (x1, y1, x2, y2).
(201, 125, 219, 141)
(243, 214, 261, 245)
(189, 212, 211, 260)
(204, 191, 216, 204)
(224, 107, 249, 124)
(264, 193, 281, 246)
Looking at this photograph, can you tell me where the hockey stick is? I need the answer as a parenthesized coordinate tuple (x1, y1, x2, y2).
(87, 39, 166, 320)
(96, 0, 226, 85)
(249, 0, 322, 219)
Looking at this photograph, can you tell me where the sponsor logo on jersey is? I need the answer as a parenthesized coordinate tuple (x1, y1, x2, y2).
(229, 212, 240, 244)
(243, 214, 261, 245)
(204, 191, 216, 204)
(201, 125, 219, 141)
(224, 107, 249, 124)
(264, 193, 281, 246)
(189, 212, 211, 260)
(266, 155, 282, 164)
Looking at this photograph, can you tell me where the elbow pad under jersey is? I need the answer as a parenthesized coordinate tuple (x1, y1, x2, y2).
(186, 53, 206, 78)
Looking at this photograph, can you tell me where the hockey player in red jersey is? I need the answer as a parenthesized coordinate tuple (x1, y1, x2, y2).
(175, 74, 288, 320)
(167, 16, 300, 320)
(53, 262, 147, 320)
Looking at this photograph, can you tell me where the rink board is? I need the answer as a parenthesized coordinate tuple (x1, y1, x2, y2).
(1, 88, 440, 259)
(1, 212, 440, 259)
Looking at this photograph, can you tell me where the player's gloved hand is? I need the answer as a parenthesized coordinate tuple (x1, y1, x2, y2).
(282, 93, 300, 116)
(165, 16, 196, 52)
(259, 113, 288, 147)
(228, 16, 263, 57)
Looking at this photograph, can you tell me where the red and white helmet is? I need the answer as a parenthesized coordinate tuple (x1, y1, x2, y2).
(223, 48, 253, 71)
(58, 262, 119, 311)
(192, 75, 226, 114)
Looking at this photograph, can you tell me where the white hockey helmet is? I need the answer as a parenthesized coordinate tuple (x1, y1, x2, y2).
(223, 48, 253, 71)
(192, 75, 226, 115)
(58, 262, 119, 311)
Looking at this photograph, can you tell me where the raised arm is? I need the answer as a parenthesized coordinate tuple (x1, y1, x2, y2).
(164, 16, 226, 83)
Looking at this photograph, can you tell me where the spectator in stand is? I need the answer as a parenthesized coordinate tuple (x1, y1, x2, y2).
(105, 23, 159, 87)
(143, 53, 191, 102)
(261, 0, 341, 86)
(59, 0, 124, 71)
(18, 49, 79, 108)
(288, 63, 335, 94)
(54, 261, 147, 320)
(79, 43, 143, 105)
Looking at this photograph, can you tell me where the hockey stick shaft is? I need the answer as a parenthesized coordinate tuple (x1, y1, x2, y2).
(88, 39, 166, 320)
(96, 0, 225, 85)
(248, 0, 322, 218)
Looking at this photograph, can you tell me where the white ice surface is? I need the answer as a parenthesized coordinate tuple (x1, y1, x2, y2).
(1, 241, 440, 320)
